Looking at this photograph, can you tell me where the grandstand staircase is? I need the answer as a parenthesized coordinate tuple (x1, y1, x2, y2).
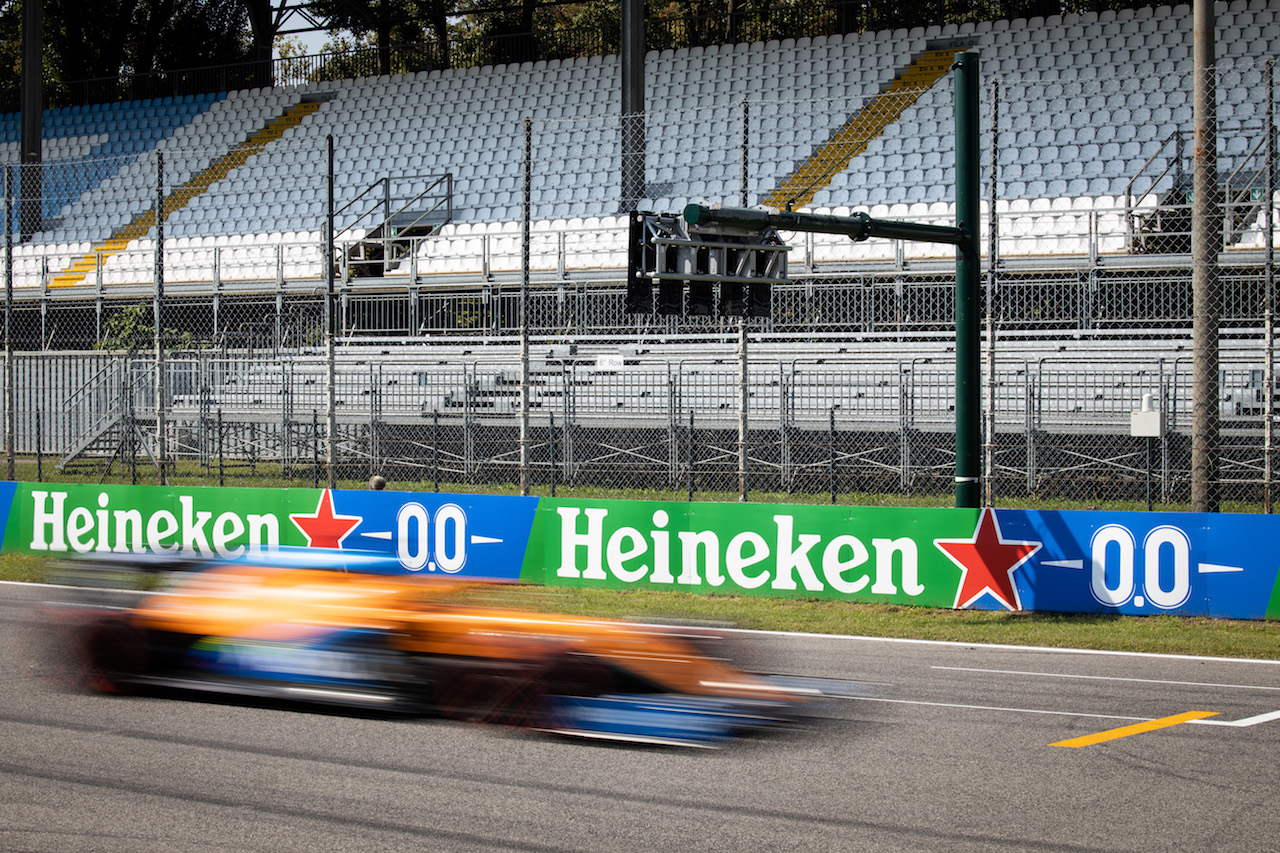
(1133, 180, 1265, 254)
(1130, 131, 1273, 255)
(764, 47, 957, 211)
(58, 412, 122, 472)
(55, 358, 162, 474)
(339, 175, 455, 279)
(50, 101, 325, 288)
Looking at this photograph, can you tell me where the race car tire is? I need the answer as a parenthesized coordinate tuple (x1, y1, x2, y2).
(433, 652, 619, 729)
(432, 658, 524, 723)
(525, 652, 619, 730)
(74, 615, 147, 694)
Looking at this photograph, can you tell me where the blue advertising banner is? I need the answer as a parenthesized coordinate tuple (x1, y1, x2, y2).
(997, 509, 1280, 620)
(302, 489, 539, 581)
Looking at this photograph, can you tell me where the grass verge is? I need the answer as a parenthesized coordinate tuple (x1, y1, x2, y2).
(3, 458, 1267, 513)
(7, 553, 1278, 661)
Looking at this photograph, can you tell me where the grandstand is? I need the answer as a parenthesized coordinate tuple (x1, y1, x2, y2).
(0, 0, 1277, 505)
(3, 0, 1275, 292)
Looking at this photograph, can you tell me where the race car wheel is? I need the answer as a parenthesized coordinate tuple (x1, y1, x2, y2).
(433, 659, 520, 723)
(438, 653, 618, 728)
(74, 615, 147, 694)
(526, 653, 619, 730)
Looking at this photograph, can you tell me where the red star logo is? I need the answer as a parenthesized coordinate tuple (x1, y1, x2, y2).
(935, 508, 1041, 611)
(289, 489, 362, 549)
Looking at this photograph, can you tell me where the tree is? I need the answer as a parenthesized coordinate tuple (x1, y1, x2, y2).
(0, 3, 21, 110)
(133, 0, 253, 75)
(0, 0, 254, 108)
(306, 0, 455, 75)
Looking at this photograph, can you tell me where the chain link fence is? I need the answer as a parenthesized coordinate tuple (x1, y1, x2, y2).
(0, 56, 1276, 510)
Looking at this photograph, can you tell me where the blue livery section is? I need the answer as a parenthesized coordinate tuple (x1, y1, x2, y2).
(549, 694, 786, 747)
(187, 626, 389, 688)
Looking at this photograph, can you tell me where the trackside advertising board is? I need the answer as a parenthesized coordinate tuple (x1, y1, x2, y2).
(4, 482, 1280, 620)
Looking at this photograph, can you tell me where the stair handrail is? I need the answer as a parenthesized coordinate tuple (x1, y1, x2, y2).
(1123, 130, 1186, 252)
(332, 177, 391, 245)
(1222, 130, 1271, 248)
(367, 172, 455, 274)
(335, 173, 454, 277)
(56, 356, 128, 470)
(60, 356, 121, 412)
(384, 172, 454, 237)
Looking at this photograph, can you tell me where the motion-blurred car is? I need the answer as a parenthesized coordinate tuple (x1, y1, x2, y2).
(38, 551, 813, 747)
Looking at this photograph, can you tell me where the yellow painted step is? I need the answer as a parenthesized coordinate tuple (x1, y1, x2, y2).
(50, 101, 323, 288)
(764, 49, 956, 211)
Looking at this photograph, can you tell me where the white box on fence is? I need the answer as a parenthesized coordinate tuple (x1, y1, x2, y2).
(1130, 393, 1164, 438)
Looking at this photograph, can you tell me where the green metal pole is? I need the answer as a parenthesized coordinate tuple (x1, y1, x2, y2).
(954, 50, 981, 509)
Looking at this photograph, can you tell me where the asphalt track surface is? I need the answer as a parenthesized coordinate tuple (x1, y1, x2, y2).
(3, 582, 1280, 852)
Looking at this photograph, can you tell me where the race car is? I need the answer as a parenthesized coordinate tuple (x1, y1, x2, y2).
(37, 550, 814, 747)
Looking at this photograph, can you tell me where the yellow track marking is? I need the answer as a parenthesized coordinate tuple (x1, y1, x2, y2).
(1052, 711, 1219, 748)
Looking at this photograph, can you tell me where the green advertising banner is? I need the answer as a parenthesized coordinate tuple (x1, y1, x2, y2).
(6, 483, 323, 557)
(523, 499, 979, 607)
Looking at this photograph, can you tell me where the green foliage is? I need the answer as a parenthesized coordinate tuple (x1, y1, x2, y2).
(94, 303, 204, 353)
(0, 0, 254, 108)
(0, 0, 1180, 109)
(304, 0, 455, 73)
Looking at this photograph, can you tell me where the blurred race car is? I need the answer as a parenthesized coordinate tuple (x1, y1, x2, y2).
(37, 551, 813, 747)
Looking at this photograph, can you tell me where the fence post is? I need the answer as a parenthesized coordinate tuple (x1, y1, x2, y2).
(313, 409, 320, 489)
(217, 407, 224, 487)
(432, 409, 440, 493)
(549, 411, 557, 497)
(4, 164, 12, 481)
(154, 151, 167, 485)
(1025, 360, 1037, 494)
(127, 357, 137, 485)
(687, 409, 694, 502)
(736, 105, 754, 505)
(369, 361, 378, 482)
(828, 406, 836, 505)
(520, 116, 532, 496)
(780, 362, 791, 494)
(738, 321, 749, 502)
(1264, 58, 1275, 513)
(1190, 0, 1219, 512)
(739, 95, 750, 207)
(953, 50, 982, 509)
(985, 75, 1000, 508)
(326, 135, 337, 489)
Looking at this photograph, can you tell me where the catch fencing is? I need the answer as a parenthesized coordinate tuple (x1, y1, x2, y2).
(4, 346, 1275, 510)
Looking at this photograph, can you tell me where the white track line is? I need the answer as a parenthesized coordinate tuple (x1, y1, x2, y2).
(716, 625, 1280, 666)
(844, 694, 1150, 722)
(1190, 711, 1280, 727)
(931, 665, 1280, 692)
(846, 693, 1280, 728)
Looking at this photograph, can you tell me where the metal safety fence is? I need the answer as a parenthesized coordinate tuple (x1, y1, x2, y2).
(3, 346, 1277, 510)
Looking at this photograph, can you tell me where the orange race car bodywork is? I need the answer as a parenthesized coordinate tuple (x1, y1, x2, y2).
(43, 556, 812, 746)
